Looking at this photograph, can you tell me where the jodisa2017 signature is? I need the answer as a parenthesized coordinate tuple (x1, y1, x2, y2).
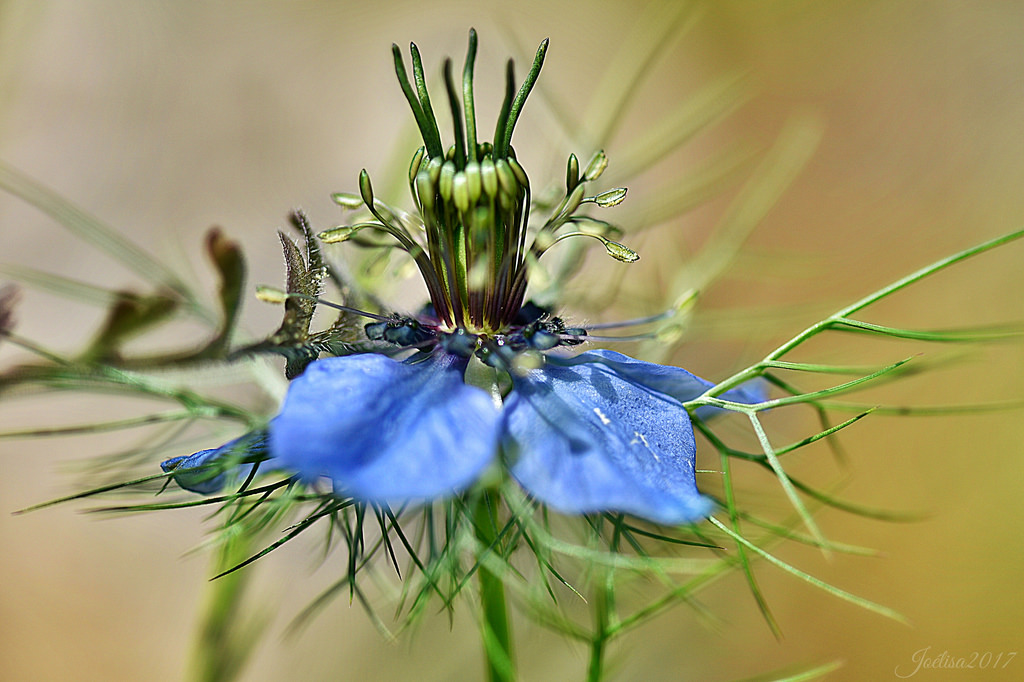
(895, 647, 1017, 678)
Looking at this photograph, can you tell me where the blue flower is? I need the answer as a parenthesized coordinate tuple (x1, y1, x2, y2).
(160, 32, 765, 525)
(164, 347, 762, 525)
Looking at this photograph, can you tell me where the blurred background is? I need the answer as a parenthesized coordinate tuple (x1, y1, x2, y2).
(1, 1, 1022, 680)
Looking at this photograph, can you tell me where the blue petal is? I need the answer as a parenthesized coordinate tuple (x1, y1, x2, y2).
(270, 351, 500, 502)
(551, 349, 765, 419)
(503, 353, 712, 524)
(161, 431, 267, 495)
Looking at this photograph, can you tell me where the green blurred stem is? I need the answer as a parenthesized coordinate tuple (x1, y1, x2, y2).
(189, 528, 262, 682)
(474, 490, 515, 682)
(587, 569, 612, 682)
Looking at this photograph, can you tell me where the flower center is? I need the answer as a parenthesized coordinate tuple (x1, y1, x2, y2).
(318, 30, 637, 352)
(409, 143, 533, 335)
(394, 29, 548, 335)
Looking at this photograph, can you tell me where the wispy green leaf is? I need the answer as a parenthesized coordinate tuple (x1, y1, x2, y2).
(708, 516, 907, 623)
(0, 264, 118, 306)
(0, 161, 204, 314)
(734, 660, 844, 682)
(613, 71, 752, 181)
(0, 409, 194, 440)
(833, 317, 1024, 343)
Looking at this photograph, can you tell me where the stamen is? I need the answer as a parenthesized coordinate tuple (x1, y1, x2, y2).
(255, 287, 392, 322)
(578, 332, 660, 342)
(577, 290, 698, 331)
(358, 169, 455, 325)
(539, 231, 640, 263)
(579, 309, 679, 330)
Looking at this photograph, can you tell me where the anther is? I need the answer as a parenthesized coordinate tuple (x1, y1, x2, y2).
(439, 161, 456, 201)
(480, 157, 498, 197)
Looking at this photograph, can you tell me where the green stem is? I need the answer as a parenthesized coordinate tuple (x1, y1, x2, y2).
(586, 572, 611, 682)
(474, 490, 515, 682)
(189, 527, 263, 682)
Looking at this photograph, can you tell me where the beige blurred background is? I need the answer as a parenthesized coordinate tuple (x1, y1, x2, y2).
(2, 1, 1023, 680)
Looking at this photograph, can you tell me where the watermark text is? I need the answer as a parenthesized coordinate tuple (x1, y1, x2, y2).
(895, 647, 1016, 678)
